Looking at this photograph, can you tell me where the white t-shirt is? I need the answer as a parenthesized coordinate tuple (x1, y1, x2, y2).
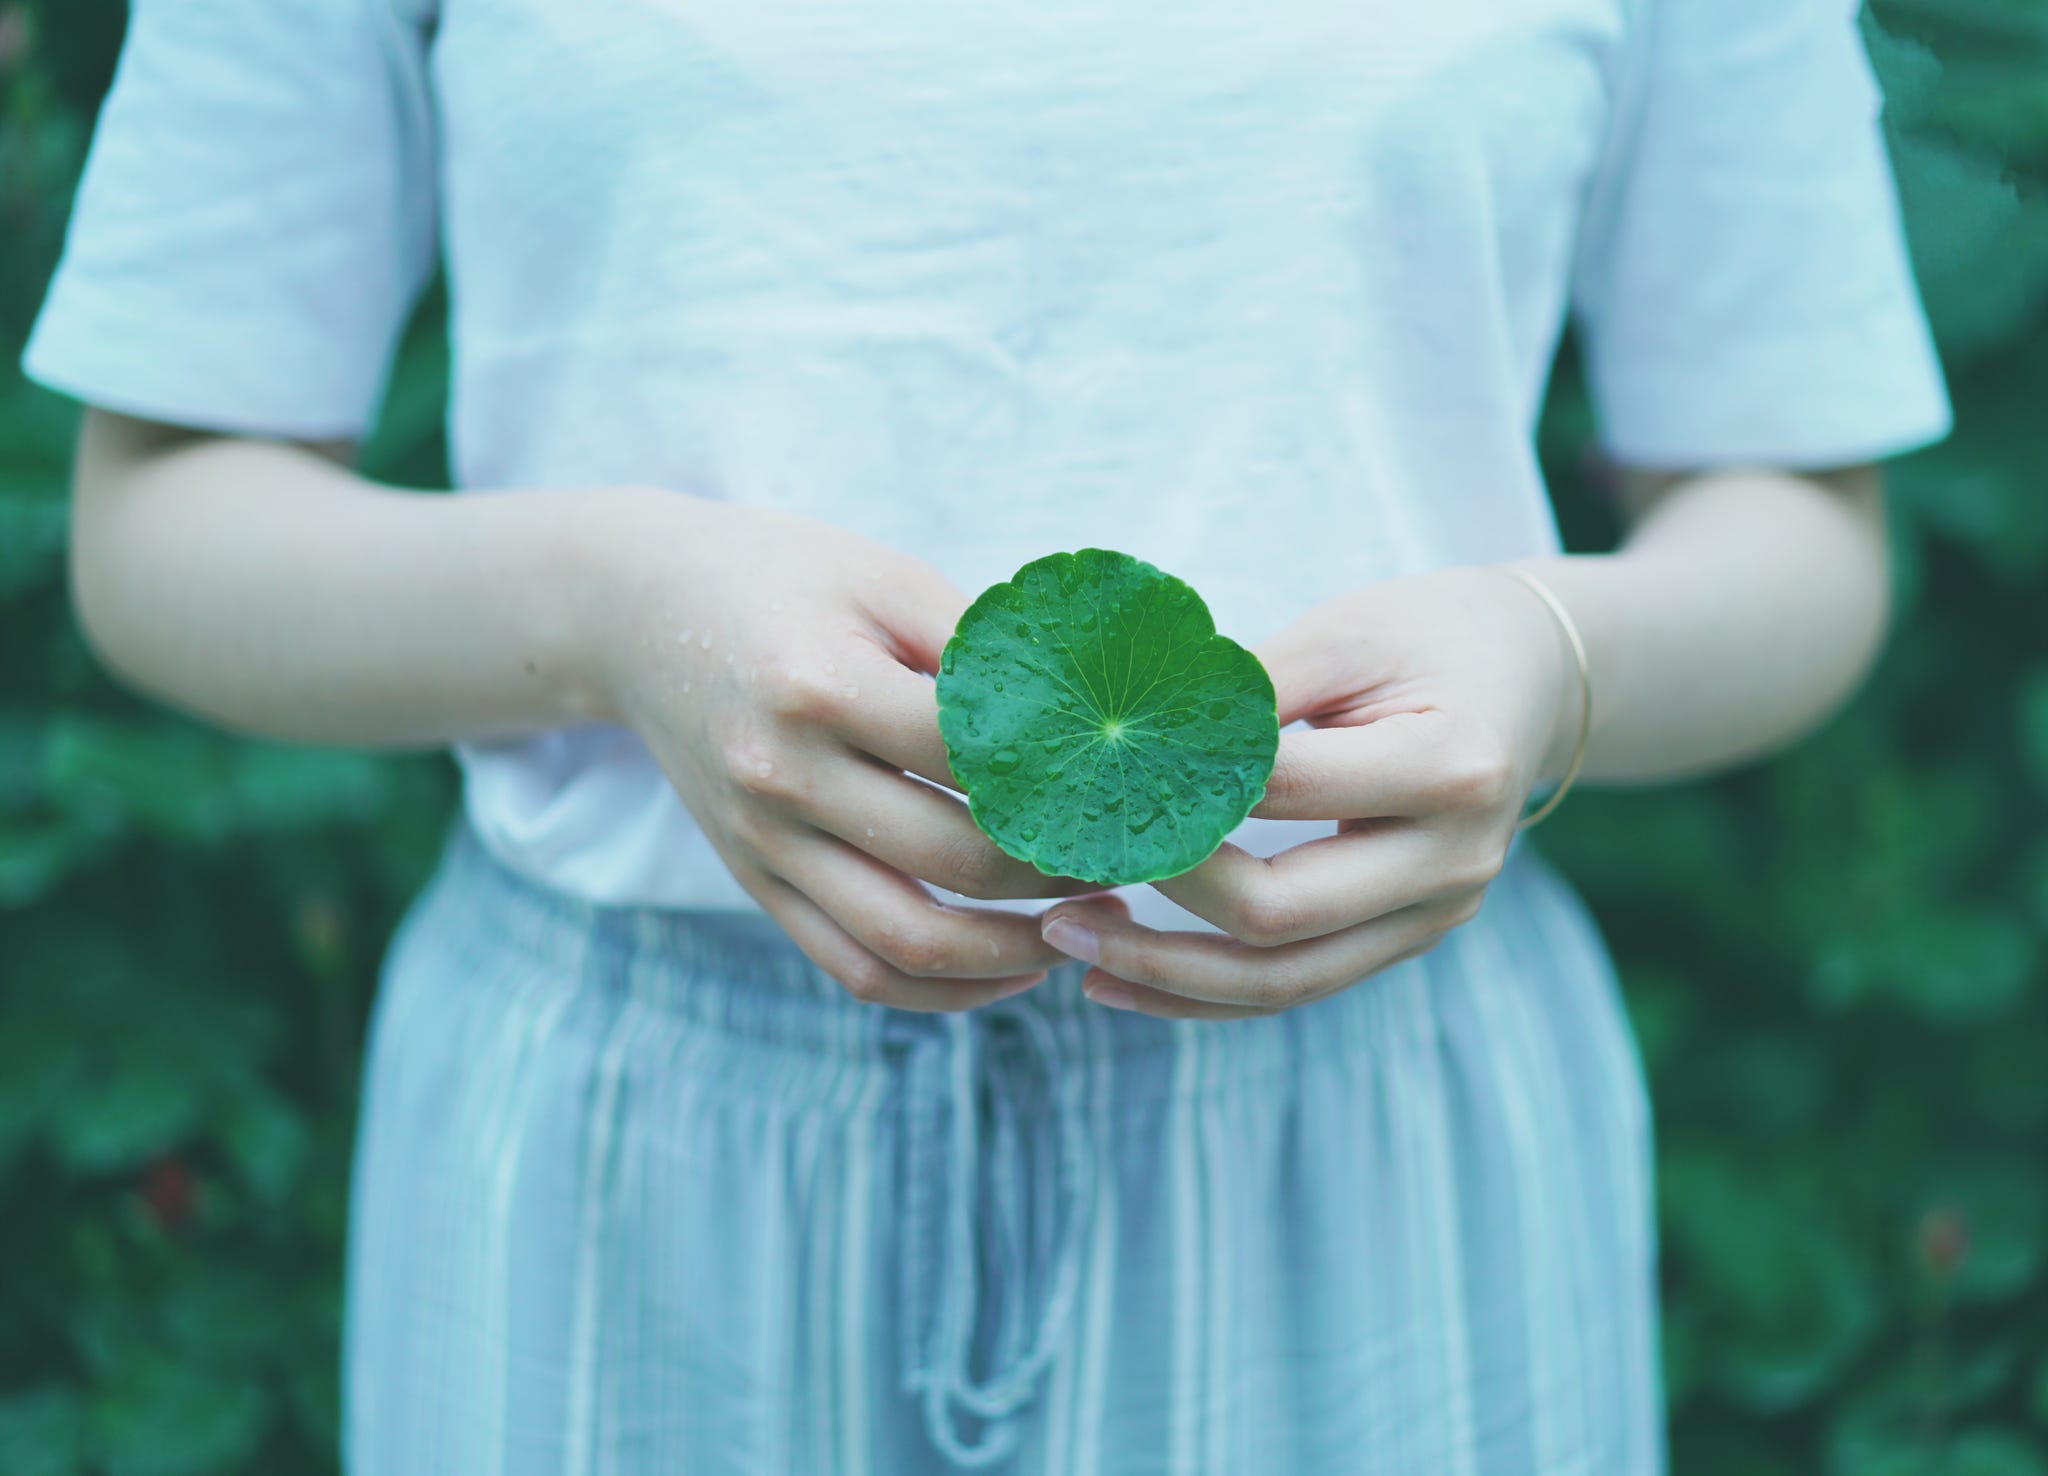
(25, 0, 1950, 926)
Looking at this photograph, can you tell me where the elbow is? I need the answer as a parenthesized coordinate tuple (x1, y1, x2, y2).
(1842, 465, 1897, 703)
(64, 410, 182, 700)
(65, 479, 148, 696)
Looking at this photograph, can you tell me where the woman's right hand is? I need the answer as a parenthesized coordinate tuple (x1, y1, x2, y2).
(588, 487, 1094, 1011)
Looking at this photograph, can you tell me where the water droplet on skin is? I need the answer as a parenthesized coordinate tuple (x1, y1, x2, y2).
(842, 684, 860, 700)
(988, 748, 1020, 775)
(770, 599, 785, 612)
(726, 652, 736, 665)
(865, 826, 875, 838)
(754, 758, 774, 779)
(989, 940, 1000, 958)
(682, 680, 692, 693)
(825, 660, 837, 675)
(677, 628, 694, 644)
(700, 633, 713, 650)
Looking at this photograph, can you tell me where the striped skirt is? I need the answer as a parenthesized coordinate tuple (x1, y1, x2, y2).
(342, 822, 1665, 1475)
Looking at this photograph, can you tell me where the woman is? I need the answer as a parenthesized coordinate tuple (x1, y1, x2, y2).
(26, 0, 1948, 1470)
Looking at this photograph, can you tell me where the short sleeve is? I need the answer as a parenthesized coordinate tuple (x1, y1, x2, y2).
(1569, 0, 1952, 470)
(21, 0, 438, 441)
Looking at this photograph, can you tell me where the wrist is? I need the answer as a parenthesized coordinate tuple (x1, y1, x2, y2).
(1490, 559, 1591, 785)
(544, 484, 713, 729)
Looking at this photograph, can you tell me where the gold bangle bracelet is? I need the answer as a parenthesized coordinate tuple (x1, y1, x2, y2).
(1494, 566, 1592, 831)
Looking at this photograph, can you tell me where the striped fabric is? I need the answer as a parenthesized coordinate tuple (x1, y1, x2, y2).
(343, 822, 1665, 1475)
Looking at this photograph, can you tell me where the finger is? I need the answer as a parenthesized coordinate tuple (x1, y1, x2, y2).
(1254, 620, 1363, 727)
(743, 867, 1048, 1012)
(856, 558, 969, 677)
(1249, 713, 1513, 822)
(1153, 822, 1502, 946)
(1038, 893, 1470, 1010)
(1081, 923, 1452, 1020)
(1080, 969, 1271, 1021)
(803, 749, 1098, 900)
(774, 830, 1073, 978)
(823, 636, 960, 789)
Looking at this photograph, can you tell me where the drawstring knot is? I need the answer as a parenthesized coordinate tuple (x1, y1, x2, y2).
(894, 1000, 1097, 1466)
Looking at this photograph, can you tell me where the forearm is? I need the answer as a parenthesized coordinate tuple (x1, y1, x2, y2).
(1511, 464, 1892, 785)
(69, 413, 650, 747)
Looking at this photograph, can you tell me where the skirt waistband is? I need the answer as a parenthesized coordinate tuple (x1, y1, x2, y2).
(412, 817, 1565, 1087)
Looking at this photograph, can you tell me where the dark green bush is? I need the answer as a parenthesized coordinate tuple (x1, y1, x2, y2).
(1, 2, 2043, 1471)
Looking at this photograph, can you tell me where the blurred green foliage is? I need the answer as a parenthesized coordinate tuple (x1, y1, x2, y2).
(1, 1, 2044, 1472)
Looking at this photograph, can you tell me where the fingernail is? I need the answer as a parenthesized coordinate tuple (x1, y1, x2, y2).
(1086, 982, 1135, 1012)
(1041, 916, 1099, 965)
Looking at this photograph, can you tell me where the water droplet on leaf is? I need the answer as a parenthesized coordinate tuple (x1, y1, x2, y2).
(989, 748, 1020, 775)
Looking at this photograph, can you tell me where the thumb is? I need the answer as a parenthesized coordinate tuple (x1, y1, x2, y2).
(1254, 617, 1357, 728)
(860, 558, 970, 676)
(1039, 888, 1133, 935)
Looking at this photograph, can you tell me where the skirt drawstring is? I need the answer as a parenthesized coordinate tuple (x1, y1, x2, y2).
(895, 1001, 1098, 1467)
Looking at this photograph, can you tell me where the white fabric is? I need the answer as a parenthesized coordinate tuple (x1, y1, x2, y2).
(25, 0, 1951, 921)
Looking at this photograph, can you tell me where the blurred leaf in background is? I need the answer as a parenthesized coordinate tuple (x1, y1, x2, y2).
(2, 0, 2045, 1472)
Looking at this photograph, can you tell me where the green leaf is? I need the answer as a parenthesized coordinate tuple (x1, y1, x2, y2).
(50, 1052, 204, 1175)
(1949, 1429, 2048, 1476)
(160, 1265, 296, 1368)
(1659, 1147, 1881, 1411)
(1812, 906, 2038, 1023)
(0, 1385, 86, 1476)
(0, 497, 68, 599)
(1892, 134, 2048, 363)
(936, 549, 1278, 886)
(2020, 667, 2048, 800)
(0, 819, 119, 905)
(38, 718, 397, 843)
(1865, 10, 1946, 132)
(1921, 1153, 2048, 1302)
(0, 1017, 87, 1167)
(88, 1361, 268, 1476)
(218, 1086, 310, 1205)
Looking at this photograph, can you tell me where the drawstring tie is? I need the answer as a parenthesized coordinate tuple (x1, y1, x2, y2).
(894, 999, 1097, 1467)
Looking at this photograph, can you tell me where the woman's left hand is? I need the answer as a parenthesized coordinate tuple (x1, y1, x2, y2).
(1036, 564, 1584, 1019)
